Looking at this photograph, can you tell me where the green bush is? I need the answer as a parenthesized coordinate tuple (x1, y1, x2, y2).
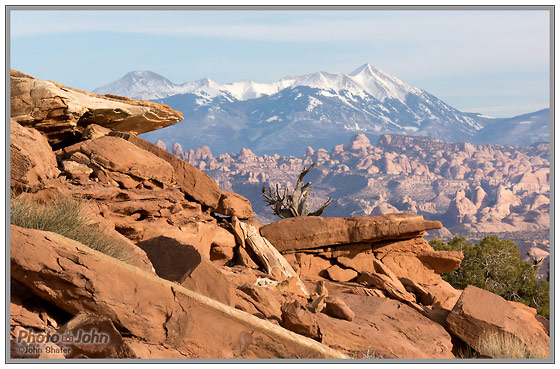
(10, 193, 131, 261)
(431, 236, 549, 318)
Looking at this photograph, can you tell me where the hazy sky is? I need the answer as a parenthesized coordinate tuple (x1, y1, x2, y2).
(10, 9, 550, 117)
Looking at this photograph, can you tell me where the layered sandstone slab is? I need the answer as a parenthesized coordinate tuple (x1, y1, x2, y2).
(10, 225, 346, 359)
(62, 135, 175, 188)
(10, 70, 183, 147)
(260, 213, 442, 253)
(446, 285, 549, 358)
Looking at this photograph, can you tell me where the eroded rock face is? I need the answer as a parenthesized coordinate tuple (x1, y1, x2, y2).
(10, 225, 346, 359)
(446, 286, 549, 358)
(10, 70, 183, 148)
(260, 213, 442, 253)
(108, 132, 223, 209)
(62, 135, 175, 188)
(10, 119, 60, 191)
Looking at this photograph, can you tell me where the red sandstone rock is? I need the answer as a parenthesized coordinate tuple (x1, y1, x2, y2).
(446, 285, 549, 358)
(281, 300, 322, 342)
(62, 135, 175, 187)
(325, 265, 358, 282)
(10, 225, 346, 359)
(136, 236, 235, 306)
(323, 296, 355, 321)
(316, 293, 454, 358)
(215, 191, 256, 219)
(56, 312, 135, 358)
(109, 132, 222, 209)
(260, 213, 441, 253)
(10, 70, 182, 147)
(10, 119, 60, 191)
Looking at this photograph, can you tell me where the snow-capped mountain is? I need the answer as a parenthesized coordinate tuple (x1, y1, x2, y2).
(93, 64, 549, 155)
(95, 64, 431, 103)
(93, 71, 179, 100)
(94, 70, 295, 102)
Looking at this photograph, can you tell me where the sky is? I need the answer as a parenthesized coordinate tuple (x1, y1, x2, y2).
(9, 9, 551, 117)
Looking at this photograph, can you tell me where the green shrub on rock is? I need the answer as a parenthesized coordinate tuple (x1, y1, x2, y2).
(430, 235, 549, 318)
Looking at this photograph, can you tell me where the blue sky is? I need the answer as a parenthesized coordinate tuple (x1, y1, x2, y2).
(10, 9, 550, 117)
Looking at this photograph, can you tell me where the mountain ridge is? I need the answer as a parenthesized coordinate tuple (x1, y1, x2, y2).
(93, 64, 549, 155)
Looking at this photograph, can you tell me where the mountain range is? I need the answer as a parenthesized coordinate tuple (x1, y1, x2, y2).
(93, 64, 550, 155)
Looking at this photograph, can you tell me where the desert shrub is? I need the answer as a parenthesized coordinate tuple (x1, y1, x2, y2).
(455, 346, 478, 359)
(430, 236, 549, 318)
(477, 331, 545, 359)
(10, 193, 130, 261)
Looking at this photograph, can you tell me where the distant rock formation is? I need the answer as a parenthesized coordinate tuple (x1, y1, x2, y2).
(177, 133, 550, 273)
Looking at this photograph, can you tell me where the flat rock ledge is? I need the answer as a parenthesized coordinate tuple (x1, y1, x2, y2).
(260, 213, 442, 253)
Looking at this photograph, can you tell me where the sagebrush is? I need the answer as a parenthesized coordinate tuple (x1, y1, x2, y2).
(10, 193, 130, 261)
(477, 331, 545, 359)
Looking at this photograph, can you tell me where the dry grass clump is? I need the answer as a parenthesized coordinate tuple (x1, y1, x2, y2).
(10, 193, 130, 261)
(477, 332, 545, 359)
(349, 347, 382, 359)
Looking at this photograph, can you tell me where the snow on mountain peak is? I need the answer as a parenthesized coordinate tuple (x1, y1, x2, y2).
(349, 63, 375, 76)
(94, 64, 423, 103)
(93, 70, 177, 100)
(349, 64, 421, 101)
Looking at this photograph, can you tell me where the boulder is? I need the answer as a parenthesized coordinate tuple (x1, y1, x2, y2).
(446, 286, 549, 358)
(108, 132, 222, 209)
(316, 293, 454, 359)
(10, 225, 346, 358)
(10, 119, 60, 191)
(60, 160, 93, 179)
(56, 312, 135, 358)
(10, 70, 182, 148)
(281, 300, 322, 342)
(136, 236, 235, 306)
(260, 213, 441, 253)
(323, 296, 355, 321)
(416, 249, 463, 274)
(371, 238, 463, 308)
(215, 191, 256, 219)
(325, 265, 358, 282)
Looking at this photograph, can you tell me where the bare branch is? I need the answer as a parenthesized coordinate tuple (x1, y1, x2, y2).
(261, 162, 333, 219)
